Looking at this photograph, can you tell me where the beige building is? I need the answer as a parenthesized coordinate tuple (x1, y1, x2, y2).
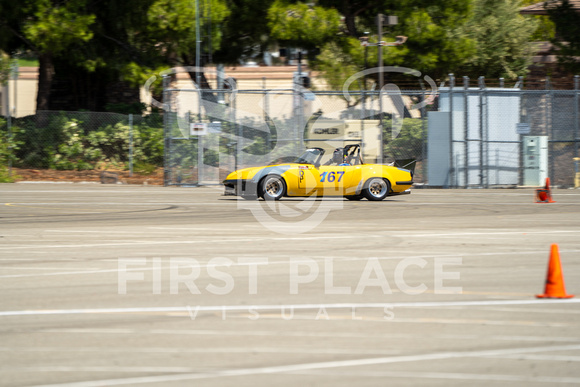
(0, 67, 38, 118)
(3, 64, 413, 123)
(2, 65, 318, 117)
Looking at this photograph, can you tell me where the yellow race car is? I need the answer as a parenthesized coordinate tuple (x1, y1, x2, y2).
(223, 144, 413, 201)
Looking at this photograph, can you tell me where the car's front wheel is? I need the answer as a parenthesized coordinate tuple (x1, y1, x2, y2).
(363, 178, 390, 201)
(260, 175, 286, 200)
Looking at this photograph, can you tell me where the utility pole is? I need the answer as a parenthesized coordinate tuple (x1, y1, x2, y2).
(364, 14, 405, 163)
(195, 0, 201, 89)
(195, 0, 203, 184)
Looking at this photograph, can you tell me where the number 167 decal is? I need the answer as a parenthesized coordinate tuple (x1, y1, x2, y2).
(320, 171, 344, 183)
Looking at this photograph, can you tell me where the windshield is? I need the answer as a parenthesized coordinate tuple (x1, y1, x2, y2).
(294, 148, 324, 164)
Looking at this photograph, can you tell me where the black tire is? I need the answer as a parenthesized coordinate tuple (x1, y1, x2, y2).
(345, 194, 363, 201)
(363, 178, 390, 201)
(259, 175, 286, 201)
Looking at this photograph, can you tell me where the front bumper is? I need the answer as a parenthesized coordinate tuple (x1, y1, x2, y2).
(223, 179, 256, 197)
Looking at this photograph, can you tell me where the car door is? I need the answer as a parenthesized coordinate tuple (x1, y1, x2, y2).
(298, 164, 361, 196)
(321, 164, 369, 196)
(297, 165, 321, 196)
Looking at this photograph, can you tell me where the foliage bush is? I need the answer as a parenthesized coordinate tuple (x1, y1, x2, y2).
(0, 118, 22, 182)
(8, 112, 164, 171)
(384, 118, 425, 161)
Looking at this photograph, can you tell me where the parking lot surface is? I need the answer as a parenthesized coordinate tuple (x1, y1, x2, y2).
(1, 184, 580, 386)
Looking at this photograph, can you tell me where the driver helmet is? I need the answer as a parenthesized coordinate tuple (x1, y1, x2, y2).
(332, 148, 344, 164)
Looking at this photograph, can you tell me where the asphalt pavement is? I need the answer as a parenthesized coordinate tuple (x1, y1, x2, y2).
(1, 183, 580, 386)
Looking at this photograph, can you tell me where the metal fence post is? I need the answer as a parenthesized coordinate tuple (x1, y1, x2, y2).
(463, 76, 469, 187)
(518, 76, 525, 186)
(235, 90, 241, 169)
(129, 113, 133, 177)
(263, 77, 271, 152)
(197, 100, 203, 185)
(361, 89, 366, 158)
(420, 80, 427, 185)
(230, 89, 237, 171)
(575, 75, 579, 160)
(448, 73, 455, 188)
(483, 77, 489, 188)
(478, 76, 485, 188)
(546, 77, 554, 182)
(496, 149, 500, 185)
(162, 75, 170, 186)
(4, 73, 11, 177)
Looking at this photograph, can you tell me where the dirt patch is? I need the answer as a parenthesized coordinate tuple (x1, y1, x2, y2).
(10, 168, 164, 185)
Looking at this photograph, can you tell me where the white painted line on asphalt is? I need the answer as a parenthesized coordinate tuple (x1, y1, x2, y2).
(0, 255, 362, 278)
(2, 202, 224, 208)
(376, 202, 578, 205)
(223, 312, 569, 327)
(0, 247, 577, 279)
(31, 344, 580, 386)
(149, 225, 263, 229)
(485, 354, 580, 362)
(31, 328, 580, 344)
(0, 269, 112, 278)
(0, 267, 101, 271)
(147, 227, 254, 231)
(1, 230, 579, 253)
(395, 230, 580, 237)
(292, 369, 580, 384)
(1, 299, 579, 317)
(35, 328, 398, 337)
(0, 234, 380, 251)
(0, 258, 90, 261)
(0, 346, 400, 356)
(2, 366, 201, 373)
(478, 306, 580, 315)
(1, 191, 171, 193)
(43, 230, 183, 234)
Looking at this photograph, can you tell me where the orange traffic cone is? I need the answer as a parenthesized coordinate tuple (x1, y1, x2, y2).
(537, 244, 574, 299)
(535, 177, 555, 203)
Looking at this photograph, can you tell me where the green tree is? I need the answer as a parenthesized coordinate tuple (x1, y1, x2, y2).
(267, 0, 341, 49)
(0, 0, 96, 110)
(547, 0, 580, 73)
(268, 1, 475, 90)
(0, 51, 10, 85)
(213, 0, 276, 65)
(521, 0, 556, 41)
(143, 0, 230, 94)
(146, 0, 230, 66)
(461, 0, 538, 79)
(1, 0, 233, 111)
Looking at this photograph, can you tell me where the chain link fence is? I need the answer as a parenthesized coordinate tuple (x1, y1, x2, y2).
(163, 79, 579, 188)
(162, 86, 434, 186)
(437, 78, 580, 188)
(1, 77, 579, 188)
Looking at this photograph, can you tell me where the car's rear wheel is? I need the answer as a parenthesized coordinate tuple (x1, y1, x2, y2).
(260, 175, 286, 200)
(345, 194, 363, 201)
(363, 178, 390, 201)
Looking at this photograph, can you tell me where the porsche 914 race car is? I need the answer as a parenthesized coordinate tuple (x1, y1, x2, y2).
(223, 144, 413, 201)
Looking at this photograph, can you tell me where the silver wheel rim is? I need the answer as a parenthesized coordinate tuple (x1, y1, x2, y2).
(368, 179, 387, 198)
(264, 177, 283, 198)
